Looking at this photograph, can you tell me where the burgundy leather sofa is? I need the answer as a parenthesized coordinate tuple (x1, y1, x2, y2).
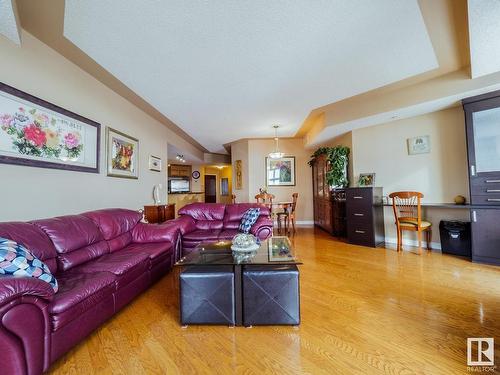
(170, 203, 273, 256)
(0, 208, 180, 375)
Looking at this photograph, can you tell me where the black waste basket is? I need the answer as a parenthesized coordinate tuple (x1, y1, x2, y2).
(439, 221, 471, 257)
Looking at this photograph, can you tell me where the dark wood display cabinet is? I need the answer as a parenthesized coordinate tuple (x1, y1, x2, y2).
(143, 204, 175, 224)
(463, 90, 500, 265)
(311, 154, 346, 237)
(345, 187, 385, 248)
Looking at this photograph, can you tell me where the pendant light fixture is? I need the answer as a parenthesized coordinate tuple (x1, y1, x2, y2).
(268, 125, 284, 159)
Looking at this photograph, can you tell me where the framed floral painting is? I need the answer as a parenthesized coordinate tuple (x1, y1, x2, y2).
(106, 127, 139, 179)
(266, 156, 295, 186)
(0, 82, 100, 173)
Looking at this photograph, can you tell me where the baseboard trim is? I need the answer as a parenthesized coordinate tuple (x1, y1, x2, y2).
(272, 220, 314, 226)
(296, 220, 314, 226)
(384, 236, 442, 251)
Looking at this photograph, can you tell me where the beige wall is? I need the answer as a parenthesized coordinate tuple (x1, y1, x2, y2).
(230, 139, 250, 203)
(0, 32, 183, 221)
(351, 107, 470, 247)
(190, 164, 203, 192)
(231, 138, 313, 223)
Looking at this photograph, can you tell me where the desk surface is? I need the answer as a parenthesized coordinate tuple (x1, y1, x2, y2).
(383, 203, 486, 209)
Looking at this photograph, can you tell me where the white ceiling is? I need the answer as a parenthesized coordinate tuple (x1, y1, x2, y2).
(0, 0, 20, 44)
(468, 0, 500, 78)
(167, 142, 203, 164)
(64, 0, 437, 153)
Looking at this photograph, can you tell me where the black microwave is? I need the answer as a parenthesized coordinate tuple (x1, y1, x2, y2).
(168, 178, 190, 193)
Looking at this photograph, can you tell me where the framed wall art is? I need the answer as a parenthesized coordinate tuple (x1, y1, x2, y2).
(266, 156, 295, 186)
(407, 135, 431, 155)
(106, 127, 139, 179)
(235, 159, 242, 190)
(0, 82, 100, 173)
(149, 155, 162, 172)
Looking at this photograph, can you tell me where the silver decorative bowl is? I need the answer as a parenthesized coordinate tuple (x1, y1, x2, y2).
(231, 233, 259, 252)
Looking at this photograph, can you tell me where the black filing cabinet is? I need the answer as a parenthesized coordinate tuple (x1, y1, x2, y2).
(346, 187, 385, 247)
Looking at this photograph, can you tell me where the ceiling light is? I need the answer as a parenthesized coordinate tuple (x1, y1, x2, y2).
(268, 125, 284, 159)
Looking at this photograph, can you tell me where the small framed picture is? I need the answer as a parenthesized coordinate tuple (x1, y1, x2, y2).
(149, 155, 162, 172)
(407, 135, 431, 155)
(268, 237, 294, 262)
(358, 173, 375, 187)
(106, 127, 139, 179)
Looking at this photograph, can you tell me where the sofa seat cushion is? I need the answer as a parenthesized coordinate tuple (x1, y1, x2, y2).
(218, 229, 239, 240)
(124, 242, 173, 261)
(75, 248, 150, 288)
(49, 271, 116, 331)
(183, 229, 221, 242)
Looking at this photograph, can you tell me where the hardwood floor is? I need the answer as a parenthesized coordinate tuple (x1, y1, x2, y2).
(48, 228, 500, 375)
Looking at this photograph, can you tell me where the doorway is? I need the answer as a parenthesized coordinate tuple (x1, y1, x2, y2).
(204, 174, 217, 203)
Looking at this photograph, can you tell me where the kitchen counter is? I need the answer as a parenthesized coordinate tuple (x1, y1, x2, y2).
(168, 192, 205, 217)
(168, 191, 205, 194)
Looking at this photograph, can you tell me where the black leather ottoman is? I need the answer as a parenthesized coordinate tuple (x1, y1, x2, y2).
(180, 265, 235, 325)
(243, 265, 300, 326)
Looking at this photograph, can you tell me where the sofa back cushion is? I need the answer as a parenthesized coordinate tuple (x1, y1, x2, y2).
(178, 203, 226, 221)
(83, 209, 142, 252)
(223, 203, 270, 229)
(0, 222, 58, 274)
(33, 215, 109, 272)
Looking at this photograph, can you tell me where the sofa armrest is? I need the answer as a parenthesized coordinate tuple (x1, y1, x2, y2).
(131, 222, 180, 244)
(165, 215, 197, 235)
(0, 276, 54, 306)
(0, 276, 53, 375)
(250, 217, 273, 240)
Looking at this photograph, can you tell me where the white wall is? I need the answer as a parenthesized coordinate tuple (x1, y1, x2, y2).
(0, 32, 180, 220)
(351, 107, 470, 247)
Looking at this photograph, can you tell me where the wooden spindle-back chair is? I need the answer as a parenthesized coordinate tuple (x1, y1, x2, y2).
(276, 193, 299, 235)
(389, 191, 432, 254)
(255, 192, 275, 216)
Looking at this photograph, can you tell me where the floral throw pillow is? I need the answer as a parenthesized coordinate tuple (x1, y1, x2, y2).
(238, 208, 261, 234)
(0, 237, 58, 292)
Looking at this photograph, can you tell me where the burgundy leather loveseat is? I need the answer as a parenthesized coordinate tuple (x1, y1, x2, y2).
(0, 208, 180, 375)
(170, 203, 273, 256)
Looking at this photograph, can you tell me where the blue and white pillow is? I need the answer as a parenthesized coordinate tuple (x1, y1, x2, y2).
(0, 237, 58, 292)
(239, 208, 261, 233)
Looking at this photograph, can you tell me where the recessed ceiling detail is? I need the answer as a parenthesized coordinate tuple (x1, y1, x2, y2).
(0, 0, 20, 44)
(64, 0, 437, 152)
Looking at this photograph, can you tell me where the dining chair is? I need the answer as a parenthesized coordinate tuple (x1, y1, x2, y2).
(276, 193, 298, 235)
(255, 192, 275, 217)
(231, 194, 236, 204)
(389, 191, 432, 254)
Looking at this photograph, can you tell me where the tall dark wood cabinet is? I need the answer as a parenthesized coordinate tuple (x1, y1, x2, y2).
(463, 90, 500, 265)
(311, 154, 346, 236)
(345, 187, 385, 247)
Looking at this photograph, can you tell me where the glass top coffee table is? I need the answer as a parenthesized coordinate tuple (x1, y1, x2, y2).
(175, 236, 301, 326)
(175, 236, 302, 266)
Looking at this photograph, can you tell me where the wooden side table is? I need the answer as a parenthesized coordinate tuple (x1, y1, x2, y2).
(144, 204, 175, 223)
